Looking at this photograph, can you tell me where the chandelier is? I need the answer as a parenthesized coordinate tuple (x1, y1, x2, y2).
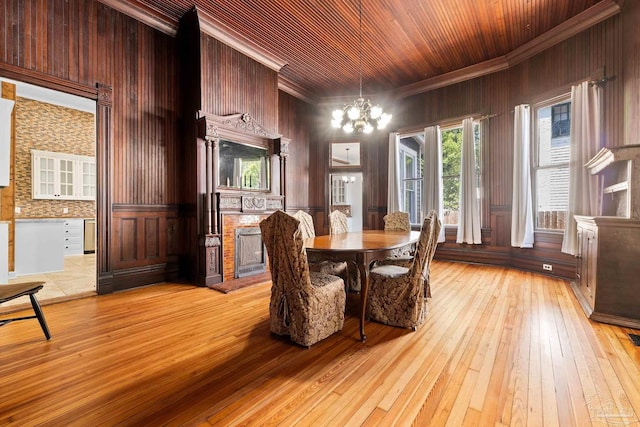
(331, 0, 391, 134)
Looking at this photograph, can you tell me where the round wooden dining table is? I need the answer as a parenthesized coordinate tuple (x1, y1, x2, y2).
(304, 230, 420, 342)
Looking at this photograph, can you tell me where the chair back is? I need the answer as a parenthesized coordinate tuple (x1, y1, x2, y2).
(383, 211, 411, 231)
(329, 210, 349, 234)
(292, 210, 316, 239)
(260, 211, 312, 294)
(408, 211, 438, 281)
(426, 212, 441, 266)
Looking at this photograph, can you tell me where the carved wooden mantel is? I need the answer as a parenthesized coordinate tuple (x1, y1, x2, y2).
(194, 112, 289, 286)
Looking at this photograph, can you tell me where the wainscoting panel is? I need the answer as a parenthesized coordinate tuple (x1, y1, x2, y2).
(111, 205, 180, 283)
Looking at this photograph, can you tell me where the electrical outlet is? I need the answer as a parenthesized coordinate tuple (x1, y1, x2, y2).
(14, 206, 21, 214)
(63, 207, 69, 214)
(543, 263, 553, 271)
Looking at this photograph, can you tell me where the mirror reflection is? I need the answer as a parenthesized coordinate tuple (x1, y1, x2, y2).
(219, 140, 270, 190)
(330, 172, 363, 231)
(331, 142, 360, 168)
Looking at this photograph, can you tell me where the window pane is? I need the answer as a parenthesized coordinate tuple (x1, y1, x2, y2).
(443, 176, 460, 225)
(537, 106, 570, 167)
(536, 167, 569, 230)
(399, 135, 423, 224)
(442, 128, 462, 225)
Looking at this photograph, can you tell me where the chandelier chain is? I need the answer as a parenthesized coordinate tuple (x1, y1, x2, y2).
(358, 0, 363, 98)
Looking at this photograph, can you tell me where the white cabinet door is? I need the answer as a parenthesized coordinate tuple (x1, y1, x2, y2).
(31, 150, 95, 200)
(63, 219, 84, 256)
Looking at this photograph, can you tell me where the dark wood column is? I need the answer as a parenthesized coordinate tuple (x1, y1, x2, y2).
(96, 83, 113, 294)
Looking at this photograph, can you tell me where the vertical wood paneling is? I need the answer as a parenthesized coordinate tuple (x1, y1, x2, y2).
(199, 33, 278, 133)
(622, 0, 640, 143)
(278, 91, 311, 210)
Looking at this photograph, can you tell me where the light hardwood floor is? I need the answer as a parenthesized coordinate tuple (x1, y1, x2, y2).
(1, 261, 639, 426)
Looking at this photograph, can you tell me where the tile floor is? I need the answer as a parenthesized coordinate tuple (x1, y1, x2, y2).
(1, 254, 96, 311)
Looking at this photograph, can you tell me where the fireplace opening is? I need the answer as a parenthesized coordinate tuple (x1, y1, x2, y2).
(235, 228, 266, 278)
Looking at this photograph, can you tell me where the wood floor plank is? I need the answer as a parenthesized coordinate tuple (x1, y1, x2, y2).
(1, 261, 639, 426)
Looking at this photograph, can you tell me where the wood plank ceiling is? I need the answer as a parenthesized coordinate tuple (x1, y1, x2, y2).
(111, 0, 605, 100)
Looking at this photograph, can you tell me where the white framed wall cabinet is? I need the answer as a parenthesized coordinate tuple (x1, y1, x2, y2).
(31, 149, 96, 200)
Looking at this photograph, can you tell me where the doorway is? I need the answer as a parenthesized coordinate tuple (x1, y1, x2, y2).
(330, 172, 363, 232)
(0, 78, 97, 308)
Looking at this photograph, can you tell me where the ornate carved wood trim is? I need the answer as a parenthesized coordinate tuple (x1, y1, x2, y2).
(196, 111, 281, 142)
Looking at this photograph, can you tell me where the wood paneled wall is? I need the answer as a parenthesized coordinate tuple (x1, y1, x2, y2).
(199, 34, 279, 133)
(357, 10, 627, 279)
(278, 91, 312, 211)
(0, 0, 181, 292)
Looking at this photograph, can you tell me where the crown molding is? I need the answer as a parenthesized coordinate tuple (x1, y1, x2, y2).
(505, 0, 620, 66)
(390, 57, 510, 101)
(194, 7, 287, 72)
(98, 0, 177, 36)
(278, 76, 318, 105)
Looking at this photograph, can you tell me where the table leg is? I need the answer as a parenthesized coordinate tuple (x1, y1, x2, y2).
(357, 256, 369, 343)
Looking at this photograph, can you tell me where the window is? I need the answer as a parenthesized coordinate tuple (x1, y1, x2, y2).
(441, 124, 481, 225)
(331, 178, 346, 204)
(398, 135, 423, 224)
(533, 98, 571, 230)
(396, 123, 481, 227)
(441, 127, 462, 225)
(31, 150, 96, 200)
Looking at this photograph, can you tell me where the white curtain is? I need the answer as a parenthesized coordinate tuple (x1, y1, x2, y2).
(456, 118, 482, 244)
(387, 132, 402, 213)
(511, 104, 535, 248)
(562, 82, 601, 255)
(423, 126, 445, 242)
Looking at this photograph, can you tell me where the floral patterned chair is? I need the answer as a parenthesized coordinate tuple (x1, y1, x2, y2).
(328, 209, 349, 234)
(292, 210, 348, 279)
(260, 210, 346, 347)
(383, 211, 411, 231)
(365, 211, 441, 330)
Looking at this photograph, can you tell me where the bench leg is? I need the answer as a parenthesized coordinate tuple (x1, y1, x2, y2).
(29, 294, 51, 340)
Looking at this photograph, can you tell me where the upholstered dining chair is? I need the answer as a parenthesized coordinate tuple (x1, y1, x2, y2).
(328, 210, 349, 234)
(366, 211, 441, 330)
(292, 210, 348, 279)
(260, 210, 346, 347)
